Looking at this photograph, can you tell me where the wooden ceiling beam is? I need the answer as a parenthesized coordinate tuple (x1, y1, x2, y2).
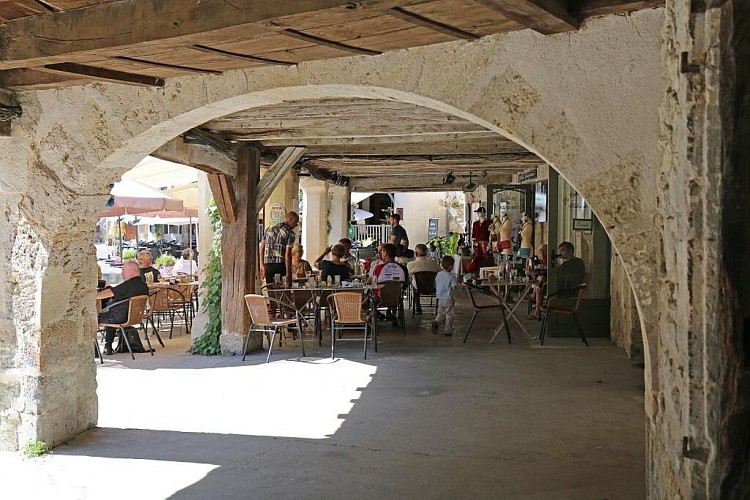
(253, 130, 504, 146)
(224, 126, 490, 143)
(42, 63, 165, 87)
(473, 0, 578, 35)
(152, 137, 238, 177)
(0, 0, 413, 69)
(190, 44, 296, 66)
(572, 0, 664, 18)
(294, 143, 539, 156)
(281, 28, 382, 56)
(113, 56, 222, 75)
(387, 7, 480, 40)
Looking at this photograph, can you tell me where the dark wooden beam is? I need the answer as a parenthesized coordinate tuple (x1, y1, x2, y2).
(191, 44, 295, 66)
(473, 0, 578, 35)
(387, 7, 480, 40)
(183, 128, 236, 158)
(282, 29, 381, 56)
(42, 63, 165, 87)
(206, 173, 237, 223)
(256, 147, 306, 209)
(32, 0, 60, 13)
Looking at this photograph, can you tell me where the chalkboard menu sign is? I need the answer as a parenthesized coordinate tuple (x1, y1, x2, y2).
(428, 218, 439, 240)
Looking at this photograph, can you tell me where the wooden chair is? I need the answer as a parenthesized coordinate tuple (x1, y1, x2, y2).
(539, 283, 588, 346)
(243, 294, 305, 363)
(97, 295, 152, 360)
(327, 292, 376, 360)
(462, 284, 511, 344)
(410, 271, 438, 317)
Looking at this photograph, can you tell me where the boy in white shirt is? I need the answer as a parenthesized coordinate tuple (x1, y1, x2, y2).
(432, 255, 458, 336)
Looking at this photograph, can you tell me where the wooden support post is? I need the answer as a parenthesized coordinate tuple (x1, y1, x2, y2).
(220, 147, 261, 353)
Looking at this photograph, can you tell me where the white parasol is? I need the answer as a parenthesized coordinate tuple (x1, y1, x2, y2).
(352, 208, 374, 221)
(100, 179, 184, 217)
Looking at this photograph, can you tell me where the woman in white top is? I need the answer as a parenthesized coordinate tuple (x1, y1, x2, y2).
(174, 248, 198, 275)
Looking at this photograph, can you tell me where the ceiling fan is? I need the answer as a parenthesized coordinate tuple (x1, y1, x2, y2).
(462, 172, 478, 192)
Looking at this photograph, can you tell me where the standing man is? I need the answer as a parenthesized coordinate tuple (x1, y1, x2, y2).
(388, 213, 409, 249)
(556, 241, 585, 289)
(259, 211, 299, 284)
(97, 260, 149, 355)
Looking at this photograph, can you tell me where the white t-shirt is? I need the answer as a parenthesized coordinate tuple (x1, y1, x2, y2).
(174, 258, 198, 275)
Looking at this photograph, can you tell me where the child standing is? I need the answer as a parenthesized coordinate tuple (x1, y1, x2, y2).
(432, 255, 458, 336)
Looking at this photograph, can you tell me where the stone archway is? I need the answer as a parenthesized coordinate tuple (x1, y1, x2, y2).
(0, 5, 669, 490)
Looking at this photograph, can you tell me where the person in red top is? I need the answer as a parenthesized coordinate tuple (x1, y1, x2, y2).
(472, 206, 491, 252)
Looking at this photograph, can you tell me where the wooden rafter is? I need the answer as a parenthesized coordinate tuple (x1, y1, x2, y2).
(190, 45, 295, 66)
(42, 63, 165, 87)
(387, 7, 480, 40)
(206, 173, 237, 223)
(282, 29, 382, 56)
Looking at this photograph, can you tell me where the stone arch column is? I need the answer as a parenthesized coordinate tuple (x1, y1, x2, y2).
(0, 7, 666, 463)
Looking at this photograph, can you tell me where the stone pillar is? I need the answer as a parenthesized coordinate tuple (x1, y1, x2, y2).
(328, 185, 349, 245)
(0, 182, 101, 451)
(609, 252, 642, 357)
(299, 178, 328, 263)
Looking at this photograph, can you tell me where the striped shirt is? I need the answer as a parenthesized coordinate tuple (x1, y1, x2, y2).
(263, 223, 296, 263)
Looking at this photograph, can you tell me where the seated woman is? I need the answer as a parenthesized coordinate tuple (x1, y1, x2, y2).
(291, 244, 313, 279)
(315, 243, 350, 282)
(174, 248, 198, 275)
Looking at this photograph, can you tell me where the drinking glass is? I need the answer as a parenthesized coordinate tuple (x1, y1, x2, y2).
(334, 275, 341, 286)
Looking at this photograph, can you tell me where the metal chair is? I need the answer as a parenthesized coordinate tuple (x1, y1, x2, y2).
(97, 294, 153, 360)
(327, 292, 377, 359)
(243, 294, 305, 363)
(462, 284, 511, 344)
(376, 280, 406, 334)
(149, 286, 190, 339)
(410, 271, 438, 317)
(539, 283, 588, 346)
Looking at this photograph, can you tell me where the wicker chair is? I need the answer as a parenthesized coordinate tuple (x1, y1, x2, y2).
(376, 281, 406, 334)
(243, 294, 305, 363)
(149, 286, 190, 339)
(327, 292, 376, 359)
(97, 294, 152, 361)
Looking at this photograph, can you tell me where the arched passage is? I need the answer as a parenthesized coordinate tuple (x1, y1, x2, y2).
(0, 6, 663, 481)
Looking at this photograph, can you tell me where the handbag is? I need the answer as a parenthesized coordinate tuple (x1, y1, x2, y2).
(499, 240, 511, 250)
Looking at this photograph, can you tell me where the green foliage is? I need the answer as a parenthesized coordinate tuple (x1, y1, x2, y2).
(426, 232, 461, 257)
(155, 254, 176, 267)
(23, 440, 49, 458)
(189, 200, 222, 356)
(122, 249, 136, 261)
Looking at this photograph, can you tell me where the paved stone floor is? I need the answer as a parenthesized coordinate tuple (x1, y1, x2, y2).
(1, 292, 646, 499)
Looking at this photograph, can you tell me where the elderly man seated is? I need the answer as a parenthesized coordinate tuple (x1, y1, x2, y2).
(407, 244, 441, 314)
(137, 249, 161, 283)
(96, 260, 149, 355)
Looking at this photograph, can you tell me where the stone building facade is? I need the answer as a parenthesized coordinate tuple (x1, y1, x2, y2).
(0, 2, 746, 497)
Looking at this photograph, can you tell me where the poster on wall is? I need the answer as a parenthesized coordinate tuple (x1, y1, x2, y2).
(270, 202, 286, 226)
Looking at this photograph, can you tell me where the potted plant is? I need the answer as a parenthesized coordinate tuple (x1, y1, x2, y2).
(155, 254, 176, 277)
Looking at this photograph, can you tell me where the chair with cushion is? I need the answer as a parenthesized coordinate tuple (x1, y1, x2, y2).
(462, 283, 511, 344)
(243, 294, 305, 363)
(410, 271, 438, 317)
(97, 294, 153, 360)
(539, 283, 588, 346)
(327, 291, 377, 359)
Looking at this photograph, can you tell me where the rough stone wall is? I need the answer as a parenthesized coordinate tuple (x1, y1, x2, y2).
(657, 0, 749, 496)
(0, 7, 665, 468)
(610, 252, 643, 358)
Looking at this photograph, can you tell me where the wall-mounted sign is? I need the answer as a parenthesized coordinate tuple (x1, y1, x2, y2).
(572, 218, 593, 231)
(518, 168, 538, 183)
(428, 218, 439, 240)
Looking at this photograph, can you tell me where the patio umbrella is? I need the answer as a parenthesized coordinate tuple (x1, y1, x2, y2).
(352, 208, 374, 221)
(100, 179, 184, 217)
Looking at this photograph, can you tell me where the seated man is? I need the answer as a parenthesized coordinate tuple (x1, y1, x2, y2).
(137, 249, 161, 283)
(556, 241, 585, 289)
(407, 244, 441, 314)
(96, 260, 149, 355)
(371, 243, 406, 324)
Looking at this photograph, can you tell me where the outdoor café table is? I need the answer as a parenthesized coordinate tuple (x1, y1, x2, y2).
(264, 282, 377, 343)
(481, 278, 535, 342)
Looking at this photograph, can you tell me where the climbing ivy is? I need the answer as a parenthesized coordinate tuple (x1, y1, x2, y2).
(189, 200, 223, 355)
